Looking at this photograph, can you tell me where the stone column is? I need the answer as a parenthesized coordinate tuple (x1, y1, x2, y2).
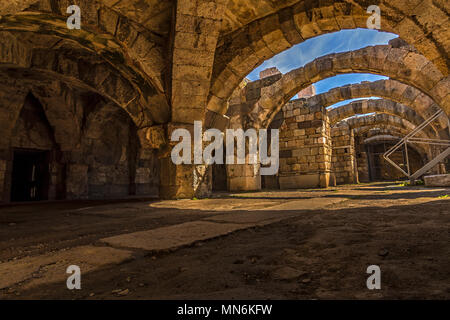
(157, 123, 212, 200)
(278, 101, 332, 189)
(225, 103, 262, 192)
(159, 157, 211, 199)
(353, 136, 368, 182)
(331, 125, 358, 184)
(227, 162, 261, 192)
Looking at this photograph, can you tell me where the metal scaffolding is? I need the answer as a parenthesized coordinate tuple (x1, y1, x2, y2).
(383, 110, 450, 182)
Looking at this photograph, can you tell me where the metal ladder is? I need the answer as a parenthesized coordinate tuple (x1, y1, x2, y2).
(383, 110, 450, 181)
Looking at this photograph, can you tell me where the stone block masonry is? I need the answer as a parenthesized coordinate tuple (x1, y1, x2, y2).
(331, 125, 358, 185)
(424, 174, 450, 187)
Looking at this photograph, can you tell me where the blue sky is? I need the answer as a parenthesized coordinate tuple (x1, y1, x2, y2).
(246, 28, 398, 105)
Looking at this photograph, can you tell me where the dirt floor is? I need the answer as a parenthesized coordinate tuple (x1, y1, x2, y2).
(0, 182, 449, 300)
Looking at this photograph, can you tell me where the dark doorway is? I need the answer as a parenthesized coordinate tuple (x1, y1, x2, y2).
(11, 149, 50, 202)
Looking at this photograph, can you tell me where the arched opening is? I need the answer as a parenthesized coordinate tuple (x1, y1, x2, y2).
(363, 141, 425, 182)
(10, 93, 63, 201)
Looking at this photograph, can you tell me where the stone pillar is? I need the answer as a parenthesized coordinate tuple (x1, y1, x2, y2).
(159, 158, 211, 199)
(331, 125, 358, 184)
(278, 101, 332, 189)
(0, 148, 12, 203)
(224, 99, 262, 192)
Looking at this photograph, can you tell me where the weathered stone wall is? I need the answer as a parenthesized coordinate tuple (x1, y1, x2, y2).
(224, 73, 282, 192)
(227, 162, 261, 192)
(356, 149, 370, 183)
(0, 92, 160, 203)
(305, 79, 448, 135)
(279, 100, 332, 189)
(81, 105, 137, 199)
(331, 125, 358, 185)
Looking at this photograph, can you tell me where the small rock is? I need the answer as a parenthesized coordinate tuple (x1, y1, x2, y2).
(89, 293, 95, 297)
(302, 278, 311, 284)
(138, 283, 145, 287)
(117, 289, 129, 296)
(111, 289, 122, 294)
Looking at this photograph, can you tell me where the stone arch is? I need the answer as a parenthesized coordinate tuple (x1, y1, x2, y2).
(327, 99, 437, 138)
(303, 79, 449, 132)
(356, 126, 430, 154)
(362, 134, 428, 158)
(336, 113, 417, 133)
(2, 2, 167, 94)
(0, 31, 168, 126)
(79, 101, 142, 199)
(354, 125, 431, 153)
(361, 127, 412, 139)
(10, 92, 58, 151)
(335, 114, 435, 152)
(0, 86, 30, 150)
(0, 72, 111, 151)
(6, 91, 69, 201)
(209, 0, 449, 113)
(244, 46, 448, 129)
